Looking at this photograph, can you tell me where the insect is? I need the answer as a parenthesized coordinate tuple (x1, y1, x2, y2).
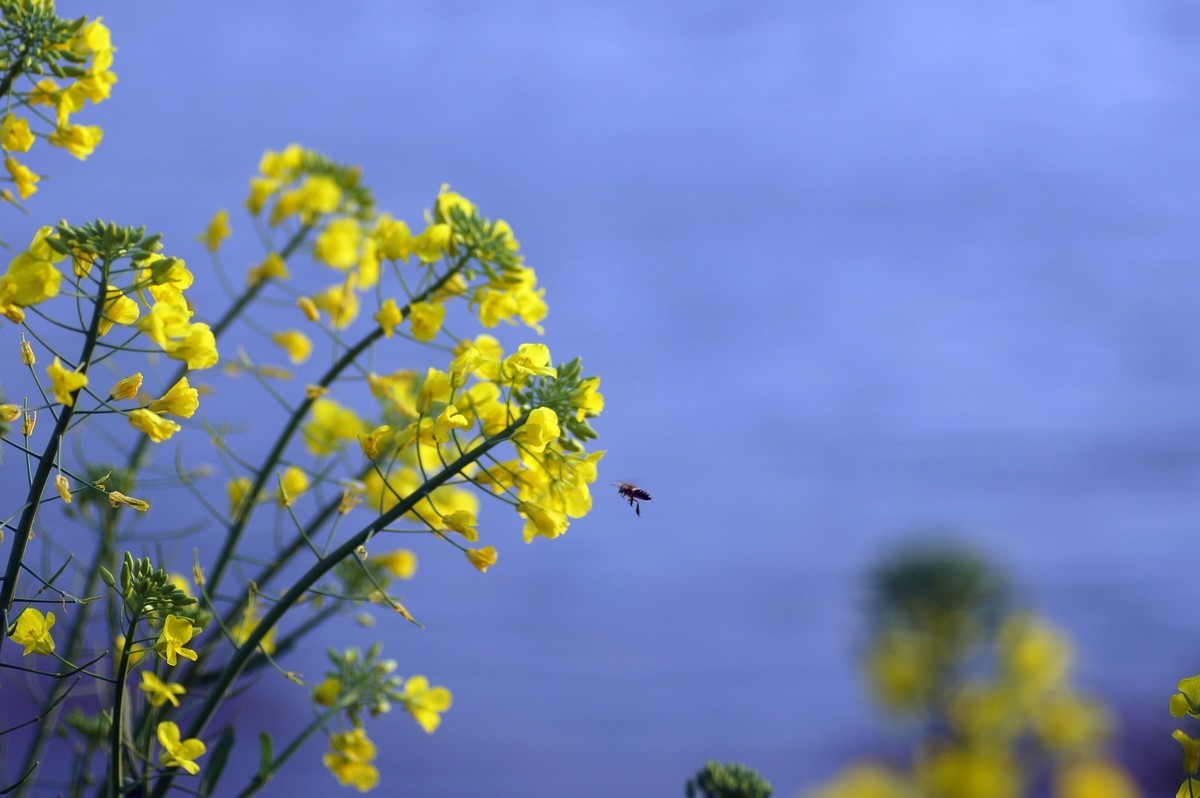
(614, 482, 651, 516)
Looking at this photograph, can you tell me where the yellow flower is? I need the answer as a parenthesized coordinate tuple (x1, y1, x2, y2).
(246, 177, 277, 215)
(312, 279, 360, 329)
(0, 403, 21, 422)
(10, 607, 55, 656)
(148, 377, 199, 418)
(269, 329, 312, 365)
(998, 614, 1072, 693)
(514, 407, 560, 454)
(313, 677, 342, 707)
(432, 404, 469, 443)
(411, 223, 452, 263)
(373, 298, 402, 338)
(276, 465, 310, 507)
(501, 343, 557, 381)
(443, 510, 478, 541)
(517, 500, 569, 542)
(47, 123, 103, 160)
(55, 473, 72, 503)
(19, 337, 34, 365)
(155, 615, 198, 667)
(416, 368, 452, 414)
(1054, 758, 1138, 798)
(1, 231, 65, 306)
(314, 217, 362, 269)
(227, 477, 254, 516)
(374, 549, 417, 580)
(140, 671, 186, 708)
(47, 357, 88, 406)
(323, 727, 380, 792)
(401, 676, 452, 733)
(295, 174, 342, 219)
(373, 217, 412, 261)
(571, 376, 604, 420)
(247, 251, 289, 285)
(163, 322, 219, 370)
(4, 156, 38, 198)
(808, 764, 916, 798)
(231, 610, 277, 655)
(98, 285, 139, 335)
(128, 408, 181, 443)
(408, 301, 445, 342)
(107, 491, 150, 512)
(304, 398, 367, 456)
(156, 721, 206, 775)
(201, 209, 231, 253)
(297, 295, 319, 321)
(357, 424, 391, 459)
(465, 547, 497, 573)
(1, 114, 34, 152)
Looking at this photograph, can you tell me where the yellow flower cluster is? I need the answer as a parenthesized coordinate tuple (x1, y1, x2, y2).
(2, 14, 116, 202)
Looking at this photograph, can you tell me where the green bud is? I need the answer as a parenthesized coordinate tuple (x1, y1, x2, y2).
(98, 566, 115, 589)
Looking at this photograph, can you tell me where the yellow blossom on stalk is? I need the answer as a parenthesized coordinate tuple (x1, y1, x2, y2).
(1054, 758, 1139, 798)
(518, 500, 569, 542)
(571, 376, 604, 420)
(808, 764, 916, 798)
(98, 285, 139, 335)
(248, 251, 289, 285)
(1172, 675, 1200, 718)
(1175, 730, 1200, 775)
(297, 295, 319, 321)
(246, 177, 277, 215)
(47, 357, 88, 406)
(107, 491, 150, 512)
(358, 424, 390, 459)
(140, 671, 186, 708)
(138, 287, 192, 345)
(156, 615, 198, 666)
(148, 377, 199, 418)
(128, 408, 181, 443)
(231, 610, 277, 655)
(0, 230, 66, 307)
(501, 343, 556, 382)
(432, 404, 469, 443)
(433, 184, 476, 224)
(373, 298, 402, 338)
(156, 721, 206, 775)
(20, 337, 35, 365)
(295, 174, 342, 220)
(408, 301, 445, 341)
(141, 253, 194, 291)
(323, 727, 380, 792)
(55, 473, 72, 503)
(304, 398, 367, 455)
(466, 546, 497, 573)
(0, 404, 20, 422)
(1, 115, 33, 152)
(21, 410, 35, 436)
(228, 476, 254, 516)
(277, 465, 310, 507)
(47, 123, 103, 160)
(514, 407, 560, 454)
(10, 607, 55, 656)
(916, 745, 1020, 798)
(271, 329, 312, 364)
(415, 368, 452, 414)
(313, 279, 360, 329)
(315, 217, 362, 269)
(374, 549, 417, 580)
(998, 614, 1072, 693)
(411, 223, 452, 263)
(164, 322, 219, 370)
(201, 210, 231, 253)
(373, 217, 412, 261)
(402, 676, 452, 733)
(313, 677, 342, 707)
(443, 510, 478, 542)
(1032, 691, 1112, 750)
(259, 144, 304, 179)
(4, 156, 38, 198)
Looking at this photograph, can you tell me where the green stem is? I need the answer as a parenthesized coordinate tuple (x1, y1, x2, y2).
(0, 257, 109, 655)
(202, 253, 470, 603)
(230, 707, 340, 798)
(105, 616, 137, 798)
(148, 414, 527, 798)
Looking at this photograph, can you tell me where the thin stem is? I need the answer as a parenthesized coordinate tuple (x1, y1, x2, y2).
(148, 414, 527, 798)
(0, 255, 109, 655)
(230, 707, 340, 798)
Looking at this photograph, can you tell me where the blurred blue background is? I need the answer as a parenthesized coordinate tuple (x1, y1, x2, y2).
(6, 1, 1200, 795)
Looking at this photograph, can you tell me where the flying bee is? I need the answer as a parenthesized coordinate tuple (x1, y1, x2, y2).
(614, 482, 651, 516)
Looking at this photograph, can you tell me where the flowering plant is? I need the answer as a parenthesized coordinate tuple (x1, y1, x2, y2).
(0, 5, 604, 796)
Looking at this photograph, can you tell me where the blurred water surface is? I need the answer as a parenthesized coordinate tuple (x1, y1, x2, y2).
(5, 1, 1200, 795)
